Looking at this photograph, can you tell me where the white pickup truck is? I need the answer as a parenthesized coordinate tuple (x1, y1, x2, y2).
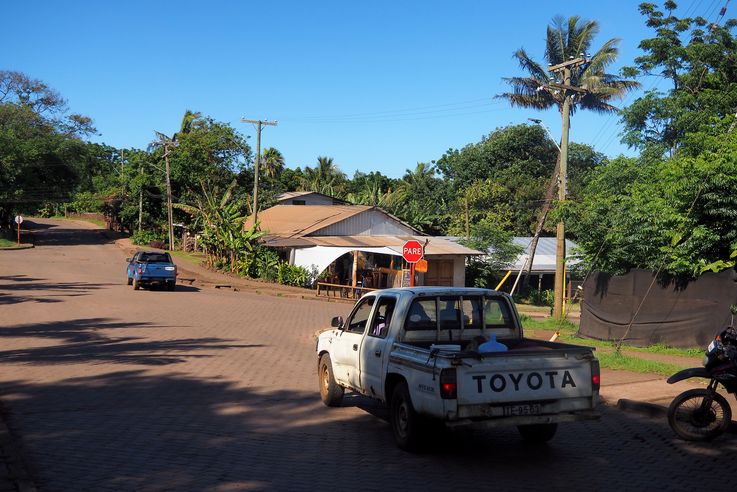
(316, 287, 600, 450)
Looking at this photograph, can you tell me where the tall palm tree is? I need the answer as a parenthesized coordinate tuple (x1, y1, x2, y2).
(498, 16, 639, 319)
(498, 16, 639, 114)
(300, 156, 346, 196)
(260, 147, 285, 179)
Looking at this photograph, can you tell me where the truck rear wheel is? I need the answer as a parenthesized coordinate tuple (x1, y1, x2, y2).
(318, 354, 344, 407)
(390, 382, 423, 452)
(133, 278, 140, 290)
(517, 423, 558, 443)
(167, 281, 176, 291)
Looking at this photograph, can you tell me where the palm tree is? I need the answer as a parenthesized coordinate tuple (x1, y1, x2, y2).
(300, 156, 346, 196)
(498, 15, 639, 319)
(498, 16, 639, 114)
(261, 147, 285, 179)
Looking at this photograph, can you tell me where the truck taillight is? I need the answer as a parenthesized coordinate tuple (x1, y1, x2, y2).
(591, 360, 601, 391)
(440, 368, 457, 399)
(137, 265, 142, 275)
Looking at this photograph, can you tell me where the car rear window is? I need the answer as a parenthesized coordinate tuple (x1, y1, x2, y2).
(140, 253, 171, 263)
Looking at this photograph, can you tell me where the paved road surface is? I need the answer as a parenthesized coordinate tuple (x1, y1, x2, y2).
(1, 219, 735, 491)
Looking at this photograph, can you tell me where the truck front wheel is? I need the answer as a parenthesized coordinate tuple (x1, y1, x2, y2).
(318, 354, 344, 407)
(390, 382, 423, 452)
(517, 423, 558, 443)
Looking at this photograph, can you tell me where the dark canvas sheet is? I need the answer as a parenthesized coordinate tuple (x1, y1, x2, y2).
(579, 269, 737, 348)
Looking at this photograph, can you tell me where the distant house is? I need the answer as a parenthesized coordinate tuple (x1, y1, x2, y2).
(507, 236, 582, 295)
(248, 204, 480, 290)
(276, 191, 349, 206)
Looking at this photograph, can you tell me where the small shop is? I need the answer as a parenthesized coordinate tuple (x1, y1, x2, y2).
(250, 203, 480, 297)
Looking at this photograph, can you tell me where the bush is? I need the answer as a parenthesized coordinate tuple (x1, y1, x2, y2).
(131, 229, 166, 247)
(276, 262, 309, 287)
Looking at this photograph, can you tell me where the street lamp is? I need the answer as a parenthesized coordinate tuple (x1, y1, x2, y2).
(526, 118, 562, 295)
(528, 118, 561, 151)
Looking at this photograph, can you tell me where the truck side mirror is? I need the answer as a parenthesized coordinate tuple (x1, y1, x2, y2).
(331, 316, 344, 329)
(126, 258, 131, 262)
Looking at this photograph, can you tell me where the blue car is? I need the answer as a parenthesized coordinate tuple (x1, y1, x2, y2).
(126, 251, 177, 291)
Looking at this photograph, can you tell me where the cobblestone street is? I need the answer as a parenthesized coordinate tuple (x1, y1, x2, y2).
(1, 219, 735, 491)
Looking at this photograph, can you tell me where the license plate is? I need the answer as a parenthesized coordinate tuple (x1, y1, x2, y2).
(503, 403, 541, 417)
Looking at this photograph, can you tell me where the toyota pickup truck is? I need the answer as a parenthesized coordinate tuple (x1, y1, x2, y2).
(126, 251, 177, 291)
(316, 287, 600, 450)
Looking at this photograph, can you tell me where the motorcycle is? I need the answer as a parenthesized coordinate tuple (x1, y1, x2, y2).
(666, 306, 737, 441)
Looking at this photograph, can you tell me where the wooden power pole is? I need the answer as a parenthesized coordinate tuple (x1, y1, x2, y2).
(241, 118, 277, 225)
(548, 57, 587, 320)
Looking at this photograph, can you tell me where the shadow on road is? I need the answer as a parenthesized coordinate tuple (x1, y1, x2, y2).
(2, 369, 735, 491)
(0, 275, 115, 304)
(0, 317, 261, 366)
(21, 219, 121, 247)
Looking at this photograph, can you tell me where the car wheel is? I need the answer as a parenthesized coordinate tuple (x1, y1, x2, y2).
(390, 382, 424, 452)
(318, 354, 344, 407)
(127, 277, 133, 286)
(133, 278, 140, 290)
(167, 281, 176, 291)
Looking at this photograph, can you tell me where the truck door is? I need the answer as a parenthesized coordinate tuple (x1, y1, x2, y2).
(332, 296, 375, 389)
(359, 295, 397, 400)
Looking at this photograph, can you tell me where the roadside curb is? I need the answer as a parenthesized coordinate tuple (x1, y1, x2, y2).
(0, 245, 34, 251)
(615, 398, 737, 434)
(616, 398, 667, 418)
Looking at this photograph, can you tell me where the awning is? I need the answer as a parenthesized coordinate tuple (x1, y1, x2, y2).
(292, 246, 399, 277)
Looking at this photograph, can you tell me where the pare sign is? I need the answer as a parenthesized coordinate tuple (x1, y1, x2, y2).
(402, 240, 423, 263)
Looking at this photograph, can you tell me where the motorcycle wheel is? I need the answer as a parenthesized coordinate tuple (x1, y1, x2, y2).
(667, 388, 732, 441)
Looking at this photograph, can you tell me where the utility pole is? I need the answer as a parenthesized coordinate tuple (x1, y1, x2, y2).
(138, 168, 143, 233)
(152, 131, 178, 251)
(241, 118, 277, 224)
(548, 57, 587, 320)
(163, 143, 175, 251)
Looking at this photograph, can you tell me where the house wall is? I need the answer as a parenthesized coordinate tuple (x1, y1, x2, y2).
(418, 255, 466, 287)
(312, 209, 416, 236)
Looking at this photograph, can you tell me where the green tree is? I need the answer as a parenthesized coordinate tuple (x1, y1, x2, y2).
(0, 73, 94, 226)
(565, 131, 737, 277)
(300, 156, 347, 196)
(620, 1, 737, 158)
(379, 163, 450, 234)
(260, 147, 285, 179)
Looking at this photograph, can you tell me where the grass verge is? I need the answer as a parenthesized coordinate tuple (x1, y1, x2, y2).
(596, 352, 684, 377)
(520, 314, 701, 375)
(0, 238, 19, 248)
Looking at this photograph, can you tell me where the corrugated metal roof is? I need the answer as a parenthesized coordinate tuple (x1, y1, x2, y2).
(246, 205, 371, 237)
(438, 236, 580, 272)
(249, 204, 421, 237)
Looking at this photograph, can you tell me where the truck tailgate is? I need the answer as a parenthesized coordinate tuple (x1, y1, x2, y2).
(457, 352, 593, 405)
(142, 264, 174, 277)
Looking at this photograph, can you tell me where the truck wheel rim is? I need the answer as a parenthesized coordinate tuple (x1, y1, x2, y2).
(397, 401, 409, 436)
(321, 365, 329, 392)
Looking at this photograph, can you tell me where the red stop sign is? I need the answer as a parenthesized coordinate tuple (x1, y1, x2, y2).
(402, 240, 424, 263)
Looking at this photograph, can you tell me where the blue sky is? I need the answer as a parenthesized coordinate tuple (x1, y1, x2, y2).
(2, 1, 725, 178)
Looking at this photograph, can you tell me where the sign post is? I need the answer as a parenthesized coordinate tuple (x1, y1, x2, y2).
(14, 215, 23, 246)
(402, 240, 424, 287)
